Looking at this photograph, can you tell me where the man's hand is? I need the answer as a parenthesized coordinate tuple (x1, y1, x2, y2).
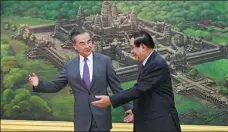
(91, 95, 111, 108)
(28, 73, 39, 87)
(123, 109, 134, 123)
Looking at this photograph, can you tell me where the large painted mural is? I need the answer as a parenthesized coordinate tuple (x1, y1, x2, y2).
(1, 0, 228, 126)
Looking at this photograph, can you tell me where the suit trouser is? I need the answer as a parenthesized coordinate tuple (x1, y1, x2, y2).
(89, 114, 110, 132)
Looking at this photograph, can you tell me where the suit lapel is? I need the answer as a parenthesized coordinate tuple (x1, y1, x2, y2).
(144, 51, 157, 70)
(139, 51, 157, 78)
(89, 52, 99, 91)
(72, 57, 88, 92)
(137, 63, 143, 81)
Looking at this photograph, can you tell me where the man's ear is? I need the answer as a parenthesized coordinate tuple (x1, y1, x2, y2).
(142, 44, 147, 50)
(72, 43, 77, 50)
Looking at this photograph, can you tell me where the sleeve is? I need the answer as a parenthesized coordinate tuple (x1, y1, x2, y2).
(110, 62, 166, 108)
(33, 62, 68, 93)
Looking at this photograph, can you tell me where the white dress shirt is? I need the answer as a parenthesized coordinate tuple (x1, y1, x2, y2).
(79, 53, 93, 82)
(142, 50, 154, 66)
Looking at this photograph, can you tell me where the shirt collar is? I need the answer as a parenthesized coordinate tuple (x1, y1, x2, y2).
(79, 52, 93, 62)
(142, 50, 154, 66)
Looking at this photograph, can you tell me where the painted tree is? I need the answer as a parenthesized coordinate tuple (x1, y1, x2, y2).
(1, 89, 14, 103)
(189, 69, 198, 78)
(1, 42, 11, 59)
(3, 68, 28, 89)
(2, 88, 53, 120)
(1, 56, 18, 74)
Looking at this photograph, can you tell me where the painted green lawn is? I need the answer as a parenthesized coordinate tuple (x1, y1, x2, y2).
(184, 28, 228, 45)
(193, 59, 228, 93)
(194, 59, 228, 83)
(1, 16, 55, 55)
(1, 16, 55, 28)
(212, 36, 228, 45)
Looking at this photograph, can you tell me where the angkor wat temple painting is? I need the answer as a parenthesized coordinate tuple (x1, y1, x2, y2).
(1, 0, 228, 126)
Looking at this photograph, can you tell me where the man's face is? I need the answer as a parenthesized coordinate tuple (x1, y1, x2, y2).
(130, 38, 145, 63)
(73, 33, 93, 57)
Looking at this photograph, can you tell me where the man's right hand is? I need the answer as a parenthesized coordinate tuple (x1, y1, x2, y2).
(28, 73, 39, 87)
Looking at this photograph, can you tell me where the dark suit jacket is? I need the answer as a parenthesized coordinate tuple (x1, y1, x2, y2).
(110, 51, 181, 132)
(33, 52, 132, 131)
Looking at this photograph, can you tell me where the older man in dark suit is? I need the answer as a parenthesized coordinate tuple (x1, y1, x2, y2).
(92, 31, 181, 132)
(29, 29, 133, 132)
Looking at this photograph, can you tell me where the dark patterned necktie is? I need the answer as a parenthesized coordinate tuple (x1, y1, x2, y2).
(83, 57, 90, 89)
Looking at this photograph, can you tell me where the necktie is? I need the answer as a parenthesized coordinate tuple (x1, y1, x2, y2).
(138, 64, 144, 79)
(140, 64, 144, 72)
(83, 57, 90, 89)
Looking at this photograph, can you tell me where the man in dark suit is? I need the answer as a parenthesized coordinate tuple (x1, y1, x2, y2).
(92, 31, 181, 132)
(28, 29, 133, 132)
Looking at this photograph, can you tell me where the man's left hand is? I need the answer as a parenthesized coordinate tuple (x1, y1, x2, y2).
(123, 109, 134, 123)
(91, 95, 111, 108)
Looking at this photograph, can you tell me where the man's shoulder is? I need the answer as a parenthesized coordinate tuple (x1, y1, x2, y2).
(93, 52, 110, 60)
(64, 57, 77, 65)
(151, 53, 168, 67)
(155, 53, 165, 62)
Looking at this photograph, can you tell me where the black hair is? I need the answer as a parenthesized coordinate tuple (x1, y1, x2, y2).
(130, 31, 155, 48)
(70, 27, 88, 44)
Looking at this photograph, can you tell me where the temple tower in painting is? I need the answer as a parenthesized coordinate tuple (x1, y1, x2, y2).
(94, 14, 102, 28)
(101, 0, 112, 27)
(77, 6, 85, 26)
(111, 3, 117, 19)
